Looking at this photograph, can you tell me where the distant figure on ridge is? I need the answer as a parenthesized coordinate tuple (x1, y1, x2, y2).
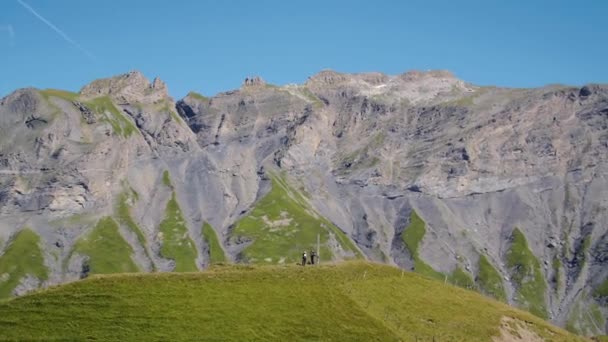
(302, 251, 307, 266)
(310, 250, 317, 265)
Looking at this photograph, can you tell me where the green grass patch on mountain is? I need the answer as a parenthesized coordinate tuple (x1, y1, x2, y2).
(168, 108, 183, 125)
(0, 262, 583, 341)
(438, 88, 487, 108)
(401, 210, 444, 281)
(116, 191, 146, 247)
(187, 91, 209, 102)
(159, 193, 198, 272)
(448, 266, 476, 289)
(401, 210, 425, 253)
(477, 254, 507, 302)
(320, 215, 362, 259)
(413, 259, 445, 281)
(553, 256, 562, 292)
(84, 96, 137, 137)
(506, 228, 547, 319)
(39, 89, 80, 102)
(0, 229, 48, 300)
(299, 87, 324, 108)
(37, 89, 80, 120)
(595, 279, 608, 298)
(162, 170, 172, 187)
(73, 217, 139, 275)
(156, 99, 184, 126)
(443, 95, 476, 107)
(232, 174, 360, 264)
(578, 235, 592, 268)
(566, 298, 604, 336)
(202, 223, 226, 264)
(116, 188, 155, 271)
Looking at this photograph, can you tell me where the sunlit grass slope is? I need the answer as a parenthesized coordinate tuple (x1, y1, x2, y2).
(202, 223, 226, 264)
(507, 228, 547, 319)
(232, 174, 361, 264)
(157, 171, 198, 271)
(0, 229, 47, 300)
(0, 262, 583, 341)
(72, 217, 139, 275)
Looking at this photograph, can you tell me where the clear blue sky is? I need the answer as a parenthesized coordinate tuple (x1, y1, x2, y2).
(1, 0, 607, 99)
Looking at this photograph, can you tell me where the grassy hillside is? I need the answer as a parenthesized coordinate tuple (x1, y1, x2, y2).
(202, 223, 226, 264)
(158, 193, 198, 272)
(477, 254, 507, 301)
(39, 89, 79, 102)
(596, 279, 608, 298)
(72, 217, 139, 275)
(401, 210, 445, 280)
(158, 170, 198, 271)
(84, 96, 137, 137)
(39, 90, 137, 137)
(567, 297, 604, 336)
(0, 262, 582, 341)
(402, 211, 480, 291)
(0, 229, 47, 300)
(506, 228, 547, 319)
(116, 188, 146, 247)
(232, 174, 361, 264)
(116, 187, 155, 271)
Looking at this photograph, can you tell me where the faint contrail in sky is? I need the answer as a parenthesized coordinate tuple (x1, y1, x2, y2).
(16, 0, 96, 60)
(0, 24, 14, 45)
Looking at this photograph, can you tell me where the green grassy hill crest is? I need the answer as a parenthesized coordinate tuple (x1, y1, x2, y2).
(0, 262, 584, 341)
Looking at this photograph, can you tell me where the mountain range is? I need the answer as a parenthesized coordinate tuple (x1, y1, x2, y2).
(0, 69, 607, 336)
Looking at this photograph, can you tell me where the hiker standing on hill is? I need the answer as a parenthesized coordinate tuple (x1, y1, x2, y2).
(310, 250, 316, 265)
(302, 251, 307, 266)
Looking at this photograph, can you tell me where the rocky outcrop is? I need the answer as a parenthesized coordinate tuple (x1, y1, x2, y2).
(72, 101, 96, 124)
(80, 70, 170, 104)
(242, 76, 266, 88)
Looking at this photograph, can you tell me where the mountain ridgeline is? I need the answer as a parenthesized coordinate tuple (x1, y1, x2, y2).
(0, 70, 607, 335)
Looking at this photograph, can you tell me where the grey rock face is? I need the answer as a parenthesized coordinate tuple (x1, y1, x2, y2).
(80, 70, 170, 104)
(12, 274, 42, 296)
(73, 101, 96, 124)
(242, 76, 266, 88)
(1, 69, 607, 333)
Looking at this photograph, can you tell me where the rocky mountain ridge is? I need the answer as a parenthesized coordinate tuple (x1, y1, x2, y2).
(0, 70, 607, 335)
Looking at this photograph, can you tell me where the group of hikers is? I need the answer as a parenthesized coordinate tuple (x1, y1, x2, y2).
(301, 250, 317, 266)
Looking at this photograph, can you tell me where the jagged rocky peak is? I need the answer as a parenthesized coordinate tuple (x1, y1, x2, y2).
(387, 69, 473, 102)
(0, 88, 40, 115)
(304, 69, 471, 104)
(242, 76, 266, 88)
(353, 72, 389, 85)
(398, 69, 457, 82)
(313, 71, 390, 86)
(308, 69, 455, 87)
(306, 69, 348, 86)
(152, 77, 168, 93)
(79, 70, 170, 104)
